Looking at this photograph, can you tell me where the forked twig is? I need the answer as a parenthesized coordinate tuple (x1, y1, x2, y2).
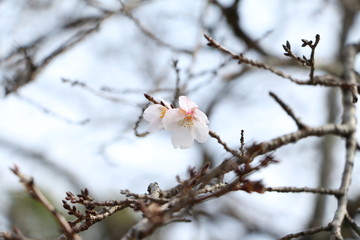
(204, 34, 359, 91)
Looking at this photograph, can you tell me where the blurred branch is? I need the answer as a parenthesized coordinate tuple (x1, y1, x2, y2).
(337, 0, 360, 57)
(61, 78, 137, 105)
(330, 42, 360, 240)
(0, 227, 34, 240)
(210, 0, 268, 56)
(3, 20, 105, 95)
(305, 88, 339, 239)
(10, 165, 82, 240)
(120, 2, 193, 54)
(133, 103, 150, 137)
(15, 93, 90, 125)
(172, 59, 182, 106)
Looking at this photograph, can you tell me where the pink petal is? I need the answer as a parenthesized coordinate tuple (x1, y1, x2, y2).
(179, 96, 198, 112)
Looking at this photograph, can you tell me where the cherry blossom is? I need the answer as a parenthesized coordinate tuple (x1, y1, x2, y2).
(163, 96, 209, 149)
(143, 100, 171, 132)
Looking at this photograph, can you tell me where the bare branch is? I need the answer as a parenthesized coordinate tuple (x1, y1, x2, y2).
(330, 43, 360, 240)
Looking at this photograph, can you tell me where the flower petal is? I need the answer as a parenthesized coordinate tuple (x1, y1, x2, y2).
(143, 104, 168, 132)
(147, 118, 164, 132)
(143, 104, 165, 121)
(193, 109, 209, 124)
(171, 127, 195, 149)
(179, 96, 198, 112)
(193, 120, 209, 143)
(162, 109, 184, 131)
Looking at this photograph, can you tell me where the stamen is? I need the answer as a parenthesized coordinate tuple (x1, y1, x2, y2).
(160, 107, 167, 118)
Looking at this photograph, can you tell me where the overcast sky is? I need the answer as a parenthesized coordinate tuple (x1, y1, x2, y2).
(1, 1, 360, 239)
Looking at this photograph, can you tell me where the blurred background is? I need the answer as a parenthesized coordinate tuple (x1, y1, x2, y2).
(1, 0, 360, 239)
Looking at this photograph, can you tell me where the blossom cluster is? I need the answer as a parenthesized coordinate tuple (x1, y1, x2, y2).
(143, 96, 210, 149)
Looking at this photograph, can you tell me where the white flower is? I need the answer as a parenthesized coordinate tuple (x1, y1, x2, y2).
(163, 96, 209, 149)
(143, 100, 171, 132)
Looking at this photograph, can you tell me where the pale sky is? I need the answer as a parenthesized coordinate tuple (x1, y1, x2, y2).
(1, 0, 360, 239)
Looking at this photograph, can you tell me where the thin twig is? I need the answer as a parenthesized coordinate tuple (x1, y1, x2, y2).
(210, 0, 268, 56)
(269, 91, 308, 130)
(209, 130, 240, 157)
(266, 186, 342, 196)
(16, 94, 90, 125)
(308, 34, 321, 82)
(134, 103, 150, 137)
(39, 24, 103, 72)
(62, 78, 134, 104)
(172, 59, 181, 106)
(279, 224, 332, 240)
(121, 4, 192, 54)
(282, 34, 320, 82)
(239, 130, 245, 156)
(144, 93, 160, 104)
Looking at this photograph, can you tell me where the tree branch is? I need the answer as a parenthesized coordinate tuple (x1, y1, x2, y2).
(330, 43, 360, 240)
